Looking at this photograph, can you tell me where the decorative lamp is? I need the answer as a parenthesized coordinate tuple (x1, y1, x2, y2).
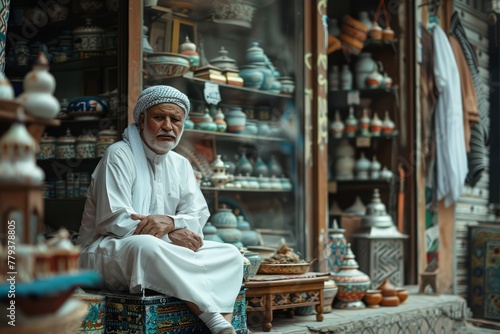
(352, 188, 408, 289)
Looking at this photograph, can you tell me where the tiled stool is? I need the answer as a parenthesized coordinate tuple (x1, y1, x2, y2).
(75, 287, 247, 334)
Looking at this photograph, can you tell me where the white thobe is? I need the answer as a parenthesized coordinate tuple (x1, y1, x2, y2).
(433, 26, 468, 207)
(76, 139, 243, 313)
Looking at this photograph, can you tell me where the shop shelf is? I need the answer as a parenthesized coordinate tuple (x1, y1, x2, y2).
(183, 129, 290, 143)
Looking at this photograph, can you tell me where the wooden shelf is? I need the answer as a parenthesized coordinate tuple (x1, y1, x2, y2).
(147, 76, 292, 107)
(183, 129, 290, 143)
(0, 108, 61, 127)
(328, 179, 395, 194)
(5, 55, 118, 78)
(201, 186, 291, 193)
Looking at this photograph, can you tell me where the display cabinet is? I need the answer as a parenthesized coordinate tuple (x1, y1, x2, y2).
(134, 0, 321, 257)
(326, 1, 403, 231)
(4, 0, 129, 232)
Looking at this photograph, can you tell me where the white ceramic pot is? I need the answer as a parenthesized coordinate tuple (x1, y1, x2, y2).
(354, 53, 377, 89)
(335, 156, 355, 180)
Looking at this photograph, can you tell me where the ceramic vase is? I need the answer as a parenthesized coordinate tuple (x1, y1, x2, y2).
(370, 155, 382, 179)
(364, 289, 383, 308)
(329, 65, 340, 91)
(323, 279, 338, 313)
(330, 110, 344, 138)
(252, 156, 268, 177)
(382, 111, 395, 135)
(378, 279, 400, 307)
(202, 222, 223, 243)
(239, 65, 264, 89)
(243, 250, 262, 277)
(237, 216, 260, 247)
(267, 155, 283, 177)
(326, 219, 347, 273)
(340, 65, 353, 91)
(184, 115, 194, 129)
(16, 53, 60, 119)
(370, 112, 383, 136)
(331, 243, 371, 309)
(359, 108, 370, 136)
(358, 11, 372, 30)
(225, 107, 247, 133)
(211, 206, 238, 229)
(235, 154, 253, 176)
(214, 108, 227, 132)
(179, 35, 199, 69)
(354, 52, 377, 89)
(355, 152, 370, 180)
(345, 107, 358, 137)
(396, 287, 409, 303)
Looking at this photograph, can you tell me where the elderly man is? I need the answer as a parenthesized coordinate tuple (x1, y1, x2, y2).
(76, 85, 243, 334)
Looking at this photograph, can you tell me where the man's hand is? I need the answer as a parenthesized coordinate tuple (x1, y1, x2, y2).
(131, 214, 174, 238)
(168, 229, 203, 252)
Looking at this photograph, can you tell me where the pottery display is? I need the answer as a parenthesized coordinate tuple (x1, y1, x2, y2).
(267, 155, 283, 177)
(56, 129, 76, 159)
(365, 63, 383, 88)
(16, 53, 60, 120)
(329, 65, 340, 91)
(0, 72, 14, 100)
(195, 108, 217, 132)
(355, 152, 370, 180)
(364, 289, 382, 308)
(359, 108, 370, 136)
(237, 216, 260, 247)
(73, 18, 104, 54)
(96, 127, 118, 157)
(213, 108, 227, 132)
(382, 72, 393, 87)
(252, 156, 268, 177)
(211, 155, 232, 187)
(239, 65, 265, 89)
(225, 106, 247, 133)
(331, 243, 371, 309)
(369, 21, 383, 40)
(323, 279, 339, 313)
(330, 111, 344, 138)
(383, 26, 395, 41)
(326, 219, 347, 273)
(335, 140, 355, 180)
(340, 64, 353, 90)
(278, 76, 295, 95)
(344, 107, 358, 137)
(382, 111, 395, 134)
(344, 196, 366, 215)
(38, 133, 56, 159)
(142, 25, 155, 54)
(67, 96, 108, 120)
(370, 155, 382, 179)
(210, 46, 238, 71)
(235, 154, 253, 176)
(378, 279, 400, 307)
(76, 134, 97, 159)
(0, 122, 45, 185)
(211, 205, 238, 229)
(202, 222, 223, 243)
(358, 11, 372, 30)
(396, 287, 409, 303)
(354, 52, 377, 89)
(179, 35, 199, 68)
(242, 249, 262, 277)
(370, 112, 383, 136)
(184, 115, 195, 129)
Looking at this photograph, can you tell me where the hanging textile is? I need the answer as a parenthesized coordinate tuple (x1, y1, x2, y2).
(448, 35, 480, 153)
(0, 0, 10, 74)
(450, 11, 488, 186)
(433, 24, 468, 207)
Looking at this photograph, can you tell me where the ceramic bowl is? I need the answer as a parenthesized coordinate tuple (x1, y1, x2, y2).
(67, 96, 108, 120)
(145, 52, 191, 79)
(257, 262, 311, 275)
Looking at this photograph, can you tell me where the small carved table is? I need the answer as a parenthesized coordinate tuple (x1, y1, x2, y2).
(245, 276, 328, 332)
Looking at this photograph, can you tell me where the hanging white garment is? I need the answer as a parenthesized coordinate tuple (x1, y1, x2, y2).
(432, 25, 468, 207)
(76, 125, 243, 312)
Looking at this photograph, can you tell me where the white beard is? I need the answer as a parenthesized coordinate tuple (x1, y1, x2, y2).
(143, 123, 183, 154)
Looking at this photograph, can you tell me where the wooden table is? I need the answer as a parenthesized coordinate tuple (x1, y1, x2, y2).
(245, 276, 329, 332)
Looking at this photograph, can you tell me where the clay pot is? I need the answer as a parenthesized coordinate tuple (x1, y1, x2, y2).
(378, 279, 397, 297)
(380, 295, 400, 307)
(364, 289, 382, 308)
(396, 287, 409, 303)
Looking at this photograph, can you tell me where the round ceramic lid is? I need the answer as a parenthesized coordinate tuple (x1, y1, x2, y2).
(57, 129, 75, 143)
(40, 132, 56, 143)
(74, 18, 104, 34)
(209, 47, 238, 70)
(98, 127, 118, 137)
(77, 134, 97, 143)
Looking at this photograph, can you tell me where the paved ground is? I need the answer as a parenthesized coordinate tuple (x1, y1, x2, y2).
(244, 290, 500, 334)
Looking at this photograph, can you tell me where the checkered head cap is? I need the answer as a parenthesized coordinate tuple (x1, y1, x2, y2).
(133, 85, 190, 123)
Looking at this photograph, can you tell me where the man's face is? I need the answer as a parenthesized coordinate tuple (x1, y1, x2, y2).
(139, 103, 185, 155)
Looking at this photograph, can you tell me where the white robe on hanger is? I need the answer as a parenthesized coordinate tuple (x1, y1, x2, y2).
(432, 25, 468, 207)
